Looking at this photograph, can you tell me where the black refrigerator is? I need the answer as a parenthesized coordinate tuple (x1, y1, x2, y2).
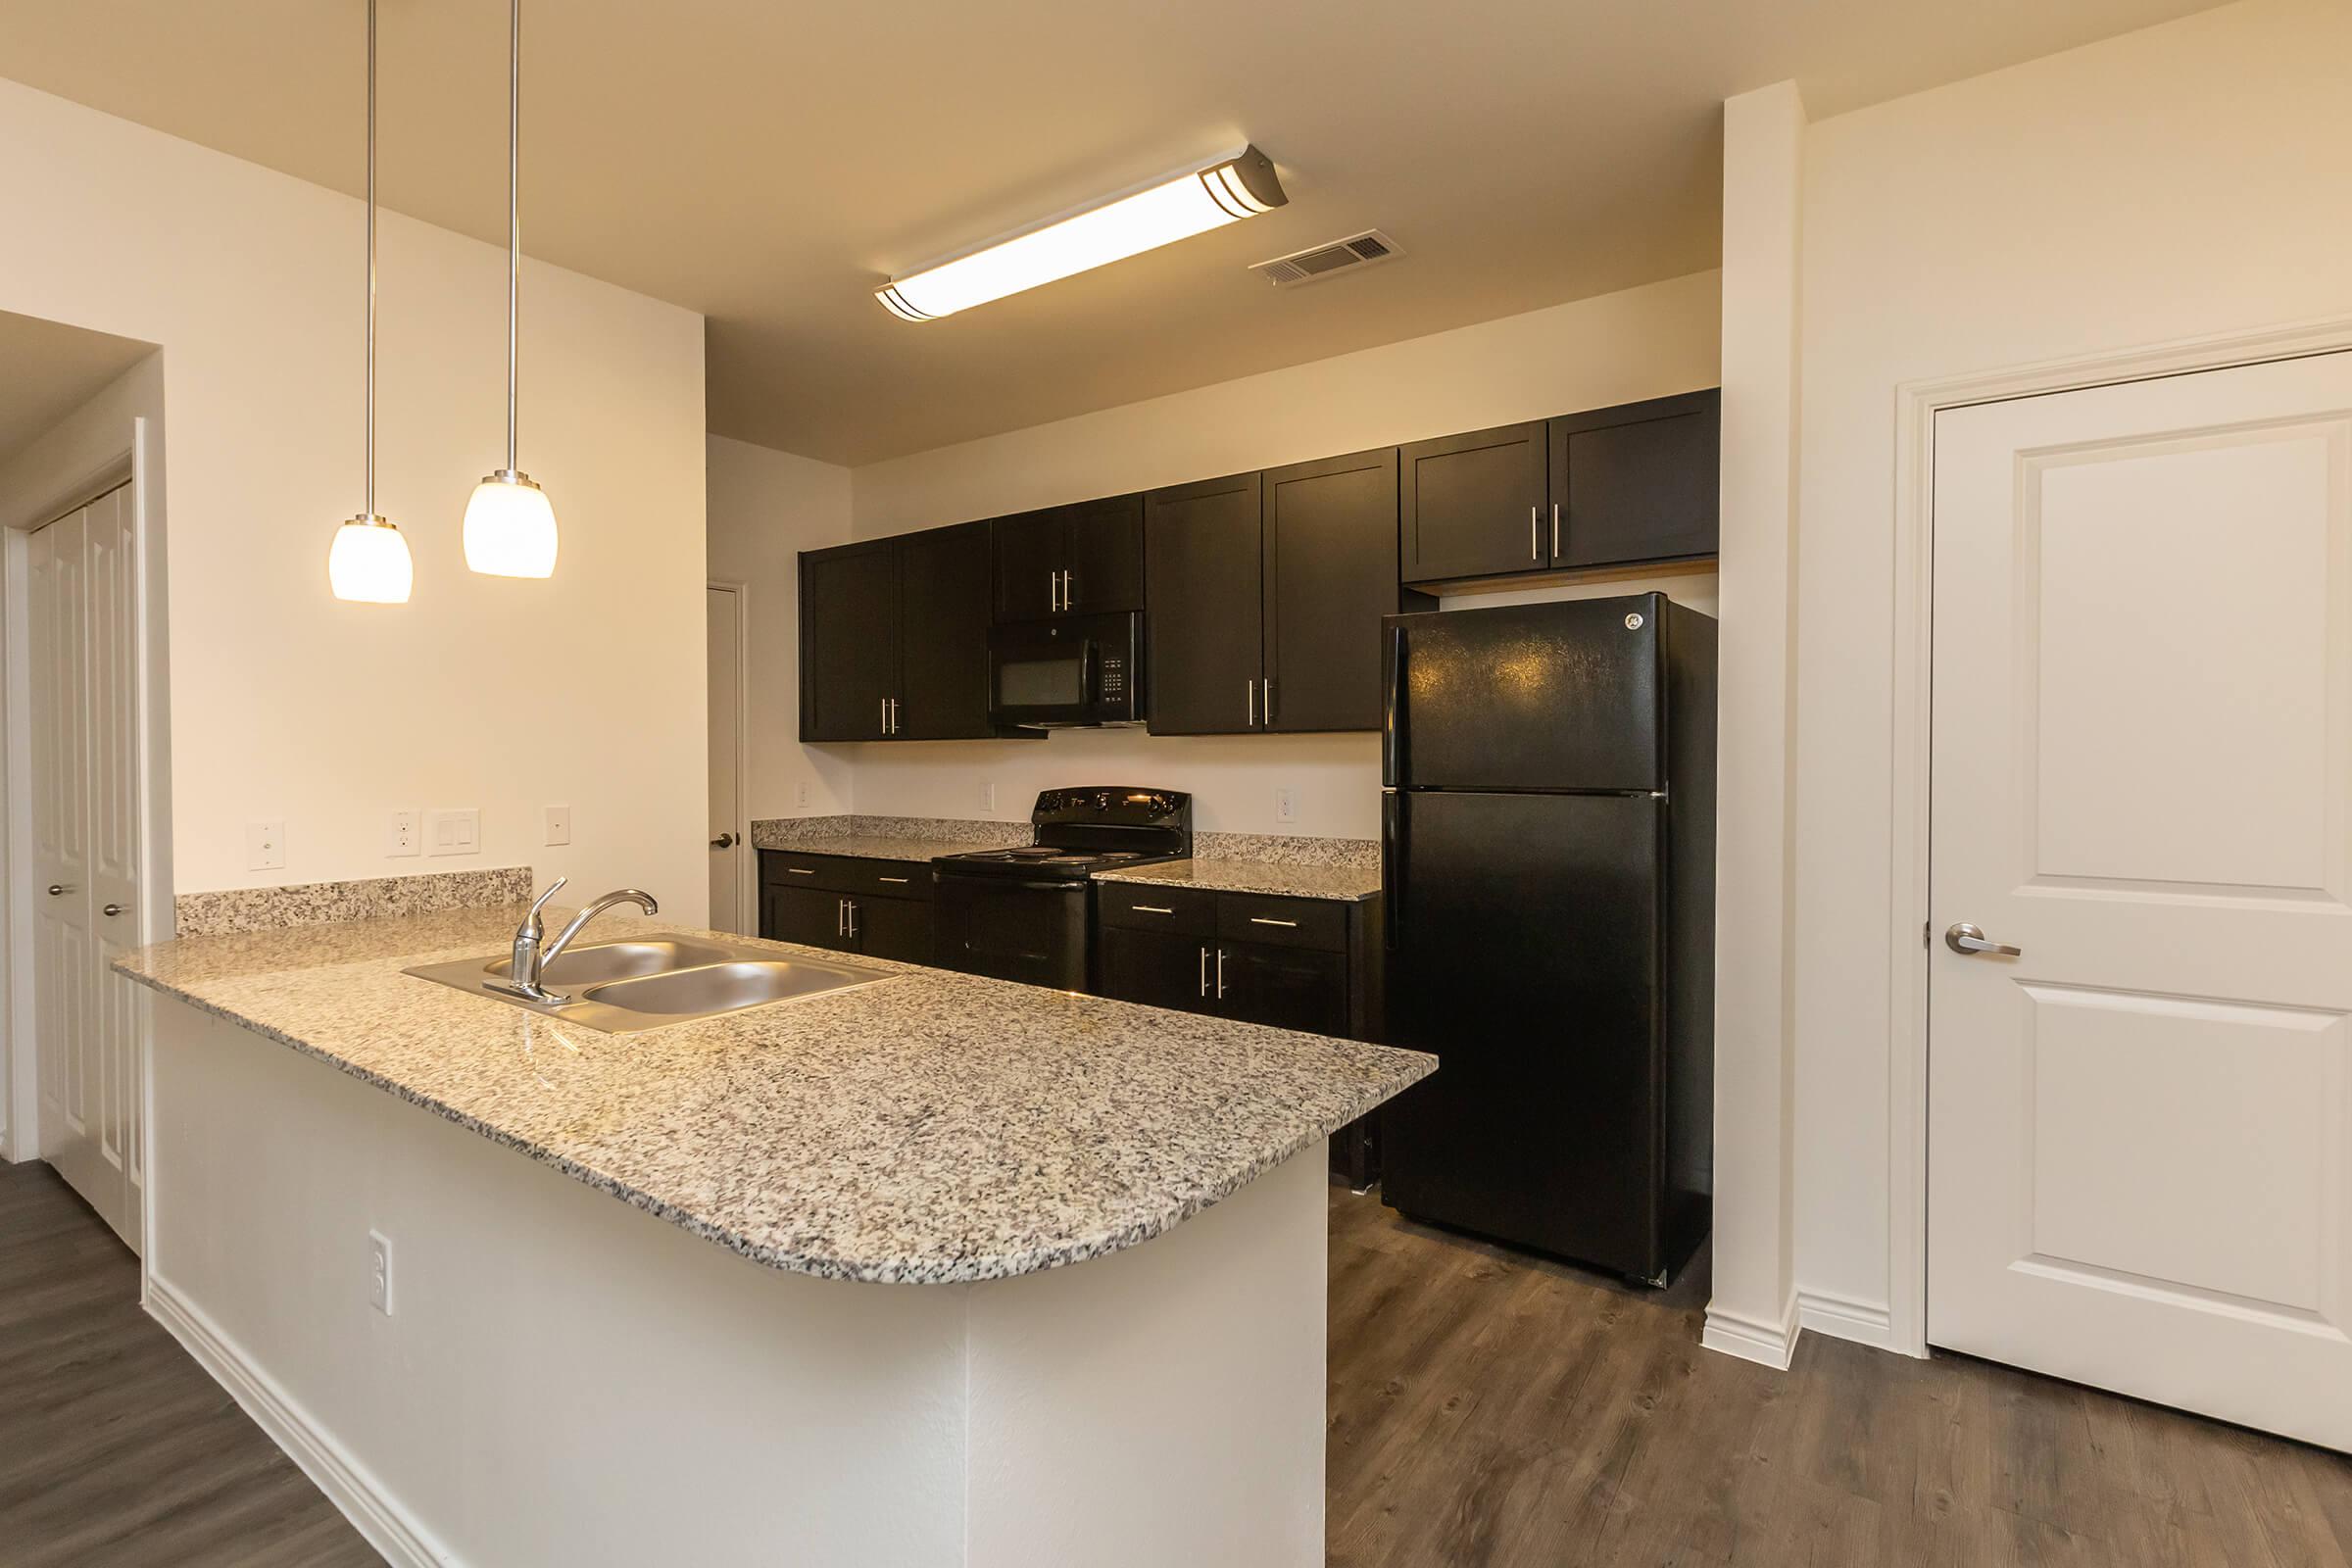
(1378, 593, 1715, 1284)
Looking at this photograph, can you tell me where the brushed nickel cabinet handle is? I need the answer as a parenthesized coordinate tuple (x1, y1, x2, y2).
(1531, 505, 1541, 562)
(787, 867, 816, 875)
(1248, 916, 1298, 928)
(1551, 502, 1561, 559)
(1214, 946, 1228, 1000)
(1199, 946, 1210, 997)
(1131, 905, 1174, 914)
(878, 875, 911, 884)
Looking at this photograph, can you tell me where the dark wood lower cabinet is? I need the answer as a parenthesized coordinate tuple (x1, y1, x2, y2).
(1096, 886, 1378, 1185)
(758, 851, 934, 963)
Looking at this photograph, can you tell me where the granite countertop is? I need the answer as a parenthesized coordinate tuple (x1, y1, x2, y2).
(757, 832, 1009, 863)
(1093, 858, 1384, 903)
(114, 907, 1431, 1286)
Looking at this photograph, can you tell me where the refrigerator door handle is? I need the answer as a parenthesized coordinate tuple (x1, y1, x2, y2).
(1382, 625, 1406, 787)
(1382, 789, 1402, 952)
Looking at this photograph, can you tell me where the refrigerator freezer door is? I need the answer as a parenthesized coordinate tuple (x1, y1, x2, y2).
(1380, 789, 1665, 1276)
(1385, 596, 1664, 792)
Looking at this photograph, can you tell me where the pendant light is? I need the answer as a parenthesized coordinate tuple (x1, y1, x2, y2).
(463, 0, 558, 578)
(327, 0, 415, 604)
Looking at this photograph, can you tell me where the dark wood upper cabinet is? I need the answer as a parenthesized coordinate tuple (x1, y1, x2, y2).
(1262, 447, 1414, 734)
(1062, 493, 1146, 615)
(1145, 471, 1263, 736)
(1549, 390, 1720, 568)
(802, 523, 1017, 743)
(1398, 421, 1547, 585)
(800, 540, 897, 741)
(895, 521, 994, 740)
(991, 495, 1145, 622)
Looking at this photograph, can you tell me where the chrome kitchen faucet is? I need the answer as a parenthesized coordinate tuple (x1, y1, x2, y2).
(493, 876, 659, 1004)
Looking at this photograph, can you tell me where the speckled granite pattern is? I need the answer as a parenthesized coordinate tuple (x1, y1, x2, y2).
(115, 907, 1431, 1286)
(173, 866, 537, 937)
(1093, 858, 1382, 903)
(757, 833, 1013, 863)
(752, 814, 1032, 853)
(1189, 832, 1381, 869)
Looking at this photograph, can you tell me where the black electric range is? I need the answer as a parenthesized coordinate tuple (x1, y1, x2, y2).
(932, 787, 1192, 991)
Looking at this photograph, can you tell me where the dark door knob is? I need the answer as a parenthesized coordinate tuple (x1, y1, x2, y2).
(710, 831, 739, 850)
(102, 903, 124, 917)
(47, 884, 67, 897)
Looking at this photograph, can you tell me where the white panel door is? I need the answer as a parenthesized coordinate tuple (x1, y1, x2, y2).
(1929, 351, 2352, 1450)
(86, 486, 145, 1245)
(707, 584, 743, 933)
(31, 504, 104, 1229)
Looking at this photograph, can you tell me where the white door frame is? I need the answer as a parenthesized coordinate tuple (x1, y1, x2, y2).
(1886, 312, 2352, 1357)
(708, 578, 753, 936)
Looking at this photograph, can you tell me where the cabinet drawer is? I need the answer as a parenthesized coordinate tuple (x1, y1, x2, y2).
(760, 851, 934, 899)
(1098, 883, 1216, 937)
(842, 858, 934, 902)
(1216, 893, 1348, 953)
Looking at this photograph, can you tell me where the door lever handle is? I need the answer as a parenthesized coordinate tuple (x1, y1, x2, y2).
(710, 832, 738, 850)
(1944, 922, 2021, 957)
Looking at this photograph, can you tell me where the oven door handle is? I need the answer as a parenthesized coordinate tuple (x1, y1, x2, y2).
(939, 875, 1086, 894)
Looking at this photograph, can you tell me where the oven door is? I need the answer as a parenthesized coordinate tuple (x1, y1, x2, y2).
(933, 873, 1092, 992)
(987, 612, 1138, 728)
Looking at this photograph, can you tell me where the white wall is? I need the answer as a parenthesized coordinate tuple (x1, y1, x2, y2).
(0, 79, 709, 908)
(705, 434, 855, 822)
(1788, 0, 2352, 1337)
(845, 270, 1723, 836)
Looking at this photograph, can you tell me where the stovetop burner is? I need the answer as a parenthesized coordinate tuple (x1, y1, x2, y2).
(932, 788, 1192, 885)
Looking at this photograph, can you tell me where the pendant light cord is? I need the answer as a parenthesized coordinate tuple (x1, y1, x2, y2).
(366, 0, 378, 517)
(506, 0, 520, 473)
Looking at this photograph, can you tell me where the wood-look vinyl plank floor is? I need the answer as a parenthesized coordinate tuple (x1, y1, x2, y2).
(1325, 1183, 2352, 1568)
(9, 1156, 2350, 1567)
(0, 1159, 382, 1568)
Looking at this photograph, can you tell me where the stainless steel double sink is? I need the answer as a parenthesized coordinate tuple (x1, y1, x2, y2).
(404, 935, 894, 1034)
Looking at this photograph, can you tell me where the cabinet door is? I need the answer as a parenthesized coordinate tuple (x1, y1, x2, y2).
(1217, 942, 1349, 1036)
(1061, 493, 1145, 614)
(763, 885, 853, 951)
(1262, 447, 1397, 733)
(850, 895, 933, 965)
(1399, 421, 1548, 585)
(1099, 924, 1212, 1014)
(1549, 390, 1720, 567)
(991, 509, 1066, 623)
(896, 522, 993, 739)
(1144, 471, 1262, 736)
(800, 542, 898, 741)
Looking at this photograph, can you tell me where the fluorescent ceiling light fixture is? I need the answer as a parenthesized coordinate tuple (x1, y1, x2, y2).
(877, 145, 1288, 321)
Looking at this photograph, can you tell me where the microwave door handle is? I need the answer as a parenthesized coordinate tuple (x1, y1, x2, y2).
(1080, 638, 1099, 710)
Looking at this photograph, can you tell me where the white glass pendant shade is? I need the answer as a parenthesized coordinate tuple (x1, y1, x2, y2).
(328, 515, 414, 604)
(463, 469, 558, 578)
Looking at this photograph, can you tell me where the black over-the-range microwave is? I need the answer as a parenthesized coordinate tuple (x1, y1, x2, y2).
(986, 611, 1143, 728)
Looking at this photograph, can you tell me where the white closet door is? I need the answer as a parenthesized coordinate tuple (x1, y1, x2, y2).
(1929, 350, 2352, 1450)
(30, 485, 141, 1250)
(87, 485, 144, 1244)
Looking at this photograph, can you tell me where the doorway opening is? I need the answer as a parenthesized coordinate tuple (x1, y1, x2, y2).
(707, 580, 749, 934)
(0, 308, 172, 1256)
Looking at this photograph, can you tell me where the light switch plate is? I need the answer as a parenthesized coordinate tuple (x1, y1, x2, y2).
(368, 1229, 393, 1316)
(797, 780, 811, 810)
(978, 780, 996, 814)
(425, 808, 480, 858)
(247, 818, 287, 871)
(544, 805, 571, 846)
(386, 808, 420, 858)
(1276, 786, 1298, 826)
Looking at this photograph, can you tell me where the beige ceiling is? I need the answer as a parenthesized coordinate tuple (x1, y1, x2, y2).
(0, 0, 2212, 465)
(0, 309, 156, 467)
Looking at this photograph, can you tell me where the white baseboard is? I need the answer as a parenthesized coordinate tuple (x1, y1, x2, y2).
(144, 1275, 459, 1568)
(1795, 1288, 1900, 1352)
(1700, 1294, 1800, 1370)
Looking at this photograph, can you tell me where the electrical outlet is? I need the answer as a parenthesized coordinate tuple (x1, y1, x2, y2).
(978, 780, 996, 814)
(247, 819, 286, 871)
(368, 1229, 393, 1315)
(797, 780, 811, 810)
(544, 804, 571, 846)
(1276, 786, 1298, 826)
(386, 808, 420, 858)
(425, 808, 480, 857)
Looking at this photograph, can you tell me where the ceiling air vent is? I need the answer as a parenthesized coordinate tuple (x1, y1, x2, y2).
(1250, 229, 1402, 288)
